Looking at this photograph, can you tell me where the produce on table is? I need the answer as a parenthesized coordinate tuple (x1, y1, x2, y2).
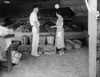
(64, 25, 72, 32)
(15, 25, 32, 32)
(7, 17, 83, 32)
(14, 26, 23, 32)
(7, 19, 32, 32)
(7, 20, 27, 30)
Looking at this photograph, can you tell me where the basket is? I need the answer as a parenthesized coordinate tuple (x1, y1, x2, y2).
(47, 35, 54, 45)
(65, 39, 74, 50)
(21, 35, 29, 45)
(39, 36, 46, 45)
(72, 40, 82, 49)
(11, 50, 22, 64)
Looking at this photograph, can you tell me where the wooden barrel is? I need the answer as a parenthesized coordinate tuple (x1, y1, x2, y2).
(47, 35, 54, 45)
(21, 35, 29, 45)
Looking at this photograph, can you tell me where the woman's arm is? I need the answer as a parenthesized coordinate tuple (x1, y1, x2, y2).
(51, 25, 61, 28)
(51, 25, 57, 28)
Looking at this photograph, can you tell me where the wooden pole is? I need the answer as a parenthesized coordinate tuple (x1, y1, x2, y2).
(88, 0, 97, 77)
(7, 50, 12, 72)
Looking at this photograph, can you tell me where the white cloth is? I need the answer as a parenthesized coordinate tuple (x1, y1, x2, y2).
(5, 38, 12, 49)
(31, 33, 39, 56)
(0, 25, 12, 60)
(0, 38, 12, 60)
(0, 25, 9, 36)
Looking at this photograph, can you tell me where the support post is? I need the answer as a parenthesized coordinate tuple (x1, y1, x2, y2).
(88, 0, 97, 77)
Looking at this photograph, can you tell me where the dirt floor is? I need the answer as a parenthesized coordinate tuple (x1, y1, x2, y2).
(0, 47, 88, 77)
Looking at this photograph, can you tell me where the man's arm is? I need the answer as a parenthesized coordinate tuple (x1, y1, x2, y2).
(34, 19, 40, 26)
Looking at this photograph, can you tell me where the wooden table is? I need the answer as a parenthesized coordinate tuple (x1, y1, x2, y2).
(11, 32, 86, 41)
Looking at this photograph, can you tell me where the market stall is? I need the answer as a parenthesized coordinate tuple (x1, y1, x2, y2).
(2, 14, 86, 55)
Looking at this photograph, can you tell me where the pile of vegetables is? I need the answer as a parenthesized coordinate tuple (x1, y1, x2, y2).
(8, 20, 27, 30)
(15, 25, 32, 32)
(65, 39, 74, 50)
(17, 45, 32, 53)
(65, 39, 82, 50)
(44, 44, 55, 52)
(7, 19, 32, 32)
(8, 41, 21, 51)
(72, 40, 82, 49)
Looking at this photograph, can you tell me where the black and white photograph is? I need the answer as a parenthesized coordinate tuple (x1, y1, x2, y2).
(0, 0, 100, 77)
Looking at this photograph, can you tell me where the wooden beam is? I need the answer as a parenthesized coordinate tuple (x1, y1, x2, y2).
(7, 50, 12, 72)
(60, 3, 85, 7)
(88, 0, 97, 77)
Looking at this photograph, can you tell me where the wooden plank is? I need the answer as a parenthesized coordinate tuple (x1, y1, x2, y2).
(10, 17, 72, 21)
(7, 50, 12, 72)
(64, 32, 85, 39)
(14, 32, 85, 39)
(88, 0, 97, 77)
(11, 32, 85, 42)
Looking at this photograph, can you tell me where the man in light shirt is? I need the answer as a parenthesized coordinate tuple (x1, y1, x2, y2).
(29, 7, 40, 56)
